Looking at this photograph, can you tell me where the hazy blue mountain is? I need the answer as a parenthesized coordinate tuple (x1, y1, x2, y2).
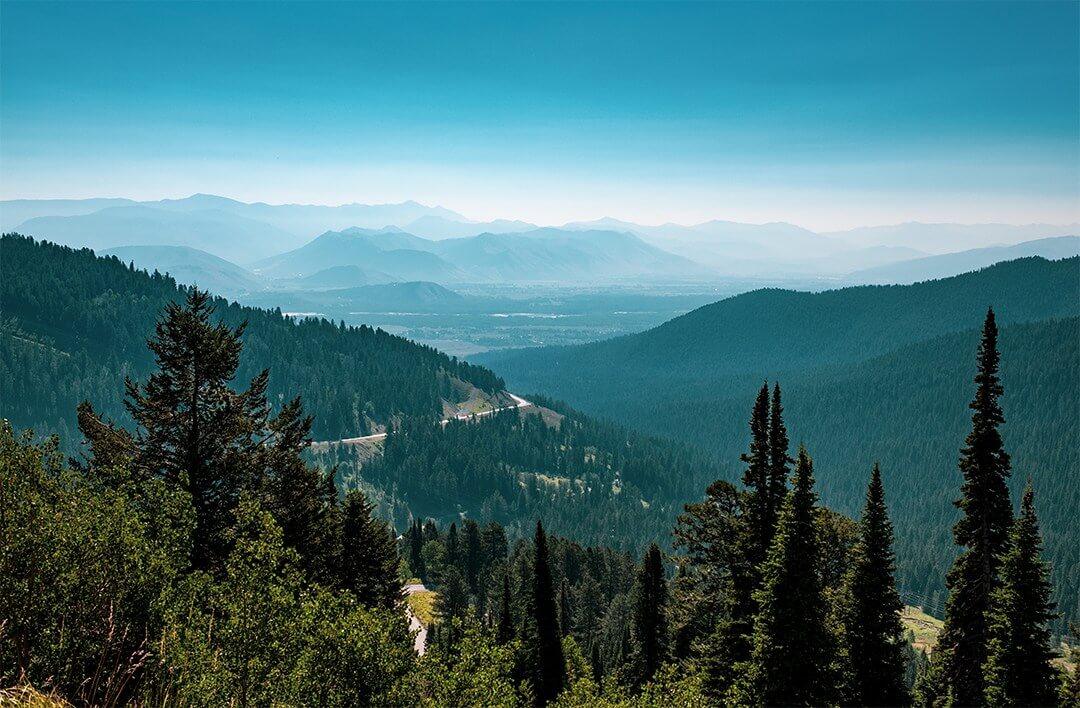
(402, 215, 538, 239)
(147, 194, 467, 236)
(101, 245, 265, 297)
(845, 236, 1080, 284)
(252, 226, 712, 283)
(824, 221, 1080, 254)
(16, 205, 302, 262)
(290, 264, 400, 289)
(249, 228, 467, 281)
(562, 217, 859, 274)
(429, 227, 714, 282)
(0, 198, 138, 232)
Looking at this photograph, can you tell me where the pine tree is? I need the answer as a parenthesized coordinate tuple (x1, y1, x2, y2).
(766, 382, 791, 538)
(740, 382, 772, 571)
(435, 565, 470, 625)
(558, 577, 573, 637)
(339, 489, 402, 610)
(734, 446, 837, 706)
(122, 288, 260, 569)
(257, 396, 340, 585)
(940, 307, 1014, 706)
(843, 464, 908, 707)
(628, 543, 669, 688)
(983, 482, 1058, 707)
(408, 519, 426, 581)
(497, 571, 515, 645)
(529, 520, 566, 704)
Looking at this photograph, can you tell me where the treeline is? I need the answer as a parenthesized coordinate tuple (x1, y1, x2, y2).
(321, 399, 725, 551)
(0, 234, 503, 444)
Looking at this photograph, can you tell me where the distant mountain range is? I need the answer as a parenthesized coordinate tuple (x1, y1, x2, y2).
(845, 236, 1080, 284)
(4, 194, 1077, 283)
(250, 226, 712, 283)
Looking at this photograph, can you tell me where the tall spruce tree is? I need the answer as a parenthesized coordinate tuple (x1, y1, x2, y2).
(983, 482, 1058, 707)
(79, 288, 331, 573)
(734, 446, 837, 706)
(741, 382, 772, 571)
(628, 543, 669, 689)
(529, 519, 566, 704)
(558, 578, 573, 638)
(497, 571, 515, 645)
(339, 489, 403, 610)
(940, 307, 1014, 706)
(843, 464, 908, 707)
(766, 383, 792, 538)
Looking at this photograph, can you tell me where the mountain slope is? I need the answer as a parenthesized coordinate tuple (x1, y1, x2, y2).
(17, 205, 303, 262)
(102, 245, 266, 297)
(0, 235, 503, 445)
(250, 228, 466, 281)
(846, 236, 1080, 284)
(0, 233, 723, 557)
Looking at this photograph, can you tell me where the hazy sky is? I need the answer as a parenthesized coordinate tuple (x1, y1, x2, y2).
(2, 1, 1077, 230)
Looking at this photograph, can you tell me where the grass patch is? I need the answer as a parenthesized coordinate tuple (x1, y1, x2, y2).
(902, 605, 944, 653)
(408, 590, 438, 627)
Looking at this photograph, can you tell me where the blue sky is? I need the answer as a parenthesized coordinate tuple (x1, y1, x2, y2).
(2, 1, 1077, 229)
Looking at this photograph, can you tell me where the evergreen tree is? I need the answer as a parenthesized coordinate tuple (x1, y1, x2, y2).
(446, 522, 460, 568)
(735, 446, 837, 706)
(740, 382, 772, 571)
(435, 565, 470, 626)
(558, 578, 573, 637)
(497, 571, 515, 645)
(464, 519, 483, 594)
(529, 520, 566, 704)
(122, 288, 260, 570)
(339, 490, 402, 610)
(843, 464, 908, 707)
(408, 519, 426, 581)
(940, 307, 1014, 706)
(983, 482, 1058, 707)
(628, 543, 669, 689)
(257, 396, 341, 585)
(766, 382, 791, 537)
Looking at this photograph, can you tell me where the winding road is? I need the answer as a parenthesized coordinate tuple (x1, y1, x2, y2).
(320, 392, 532, 446)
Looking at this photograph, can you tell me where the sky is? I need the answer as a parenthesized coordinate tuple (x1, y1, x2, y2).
(1, 1, 1078, 230)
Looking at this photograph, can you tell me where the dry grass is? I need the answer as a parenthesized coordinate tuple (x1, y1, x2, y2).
(408, 590, 438, 627)
(0, 685, 72, 708)
(902, 605, 944, 653)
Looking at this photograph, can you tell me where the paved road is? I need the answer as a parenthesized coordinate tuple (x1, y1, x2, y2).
(319, 392, 532, 446)
(405, 583, 429, 655)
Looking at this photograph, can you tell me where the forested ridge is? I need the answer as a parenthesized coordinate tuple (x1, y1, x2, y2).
(477, 258, 1080, 633)
(3, 295, 1075, 705)
(0, 234, 503, 444)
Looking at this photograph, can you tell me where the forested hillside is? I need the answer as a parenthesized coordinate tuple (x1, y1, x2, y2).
(320, 400, 727, 551)
(0, 234, 502, 444)
(477, 259, 1080, 630)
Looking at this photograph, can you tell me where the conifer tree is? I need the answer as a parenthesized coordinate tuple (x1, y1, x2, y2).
(843, 464, 908, 707)
(464, 519, 483, 594)
(529, 519, 566, 704)
(983, 482, 1058, 707)
(497, 571, 515, 645)
(741, 382, 772, 571)
(408, 519, 426, 581)
(558, 578, 573, 637)
(339, 489, 403, 610)
(734, 447, 837, 706)
(766, 382, 792, 536)
(628, 543, 669, 688)
(435, 565, 470, 625)
(940, 307, 1014, 706)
